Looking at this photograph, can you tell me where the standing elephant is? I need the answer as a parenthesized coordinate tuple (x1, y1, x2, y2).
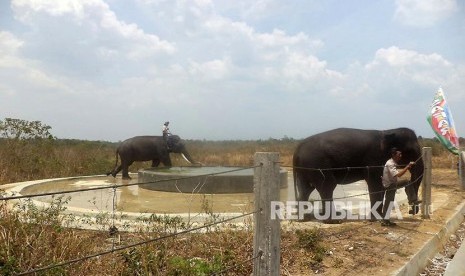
(107, 135, 199, 179)
(293, 128, 424, 220)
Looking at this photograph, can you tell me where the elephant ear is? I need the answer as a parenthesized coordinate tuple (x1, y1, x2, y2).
(171, 135, 181, 144)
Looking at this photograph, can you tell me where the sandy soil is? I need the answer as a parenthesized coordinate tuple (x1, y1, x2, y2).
(280, 168, 465, 276)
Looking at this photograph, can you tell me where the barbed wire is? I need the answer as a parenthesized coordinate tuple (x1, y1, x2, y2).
(334, 207, 426, 276)
(1, 164, 425, 208)
(1, 154, 425, 203)
(284, 154, 423, 172)
(15, 210, 259, 276)
(3, 160, 427, 275)
(0, 165, 261, 201)
(0, 165, 423, 215)
(283, 155, 424, 202)
(5, 165, 263, 275)
(328, 173, 424, 201)
(285, 173, 424, 203)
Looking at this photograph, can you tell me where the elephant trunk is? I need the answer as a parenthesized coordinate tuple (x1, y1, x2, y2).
(405, 155, 424, 204)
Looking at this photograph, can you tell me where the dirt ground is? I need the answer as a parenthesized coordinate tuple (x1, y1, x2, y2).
(280, 168, 465, 276)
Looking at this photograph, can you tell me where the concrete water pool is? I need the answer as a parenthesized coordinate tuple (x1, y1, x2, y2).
(3, 166, 408, 222)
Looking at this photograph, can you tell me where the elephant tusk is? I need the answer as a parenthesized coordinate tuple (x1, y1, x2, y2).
(181, 153, 193, 164)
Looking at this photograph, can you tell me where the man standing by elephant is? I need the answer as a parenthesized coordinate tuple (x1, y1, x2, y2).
(162, 121, 171, 149)
(381, 148, 415, 226)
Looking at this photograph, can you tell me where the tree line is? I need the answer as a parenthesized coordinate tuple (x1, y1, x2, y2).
(0, 118, 460, 184)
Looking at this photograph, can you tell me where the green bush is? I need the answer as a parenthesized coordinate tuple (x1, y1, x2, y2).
(296, 228, 326, 265)
(167, 255, 224, 275)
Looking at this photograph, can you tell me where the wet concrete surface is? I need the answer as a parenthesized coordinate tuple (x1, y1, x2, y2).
(20, 176, 254, 214)
(14, 172, 407, 216)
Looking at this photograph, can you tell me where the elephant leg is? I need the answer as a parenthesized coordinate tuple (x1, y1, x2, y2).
(404, 184, 417, 203)
(294, 171, 314, 201)
(404, 181, 421, 204)
(404, 182, 421, 215)
(161, 156, 172, 167)
(112, 165, 122, 178)
(315, 176, 338, 223)
(122, 161, 133, 180)
(151, 159, 160, 167)
(294, 171, 315, 221)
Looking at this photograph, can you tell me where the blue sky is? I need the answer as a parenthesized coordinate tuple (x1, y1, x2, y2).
(0, 0, 464, 141)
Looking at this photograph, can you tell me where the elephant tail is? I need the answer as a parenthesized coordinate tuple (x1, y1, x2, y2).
(293, 159, 317, 202)
(106, 149, 119, 177)
(293, 168, 298, 201)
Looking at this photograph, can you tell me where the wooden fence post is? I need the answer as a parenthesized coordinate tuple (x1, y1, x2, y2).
(421, 147, 432, 219)
(253, 152, 280, 276)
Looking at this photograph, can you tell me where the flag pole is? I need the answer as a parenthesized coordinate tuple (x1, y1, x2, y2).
(460, 149, 465, 189)
(427, 87, 462, 188)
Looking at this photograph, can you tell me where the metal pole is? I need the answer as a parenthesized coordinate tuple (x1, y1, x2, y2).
(253, 152, 280, 276)
(459, 151, 465, 190)
(421, 147, 432, 219)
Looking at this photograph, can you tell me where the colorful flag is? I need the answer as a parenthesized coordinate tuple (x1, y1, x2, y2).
(427, 87, 460, 155)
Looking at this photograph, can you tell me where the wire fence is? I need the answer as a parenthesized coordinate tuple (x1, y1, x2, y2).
(282, 155, 424, 202)
(1, 164, 422, 204)
(0, 165, 262, 201)
(1, 157, 427, 275)
(16, 211, 258, 276)
(2, 165, 263, 275)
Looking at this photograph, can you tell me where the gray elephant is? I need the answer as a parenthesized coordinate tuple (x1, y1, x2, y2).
(293, 128, 424, 221)
(107, 135, 199, 179)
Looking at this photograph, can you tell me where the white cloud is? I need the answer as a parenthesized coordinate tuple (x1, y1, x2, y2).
(394, 0, 458, 27)
(0, 31, 69, 94)
(188, 58, 232, 81)
(273, 53, 344, 93)
(12, 0, 104, 23)
(367, 46, 451, 68)
(350, 46, 460, 104)
(12, 0, 175, 62)
(0, 31, 24, 55)
(329, 45, 463, 107)
(240, 0, 289, 21)
(1, 1, 464, 140)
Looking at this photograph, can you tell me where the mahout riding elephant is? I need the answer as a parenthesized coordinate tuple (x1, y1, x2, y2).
(293, 128, 424, 221)
(107, 135, 199, 179)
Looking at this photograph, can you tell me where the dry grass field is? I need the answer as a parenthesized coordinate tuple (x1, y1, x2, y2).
(0, 119, 463, 275)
